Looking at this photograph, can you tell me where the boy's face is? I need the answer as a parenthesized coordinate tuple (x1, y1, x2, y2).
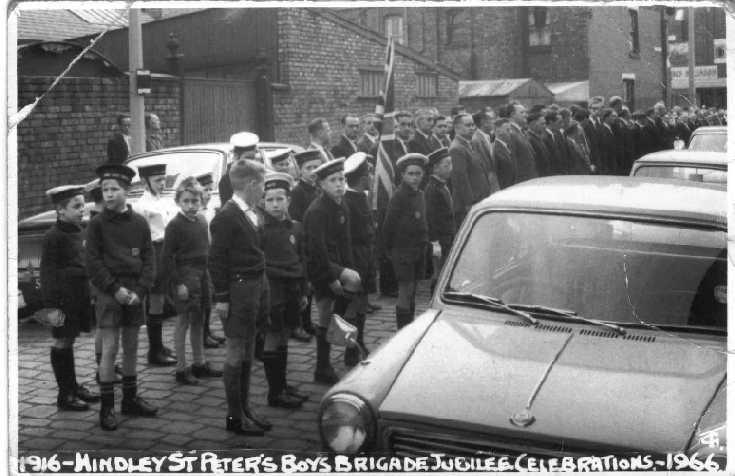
(300, 160, 321, 184)
(433, 156, 453, 180)
(273, 160, 291, 174)
(146, 174, 166, 195)
(319, 171, 346, 201)
(58, 194, 85, 225)
(201, 184, 212, 204)
(263, 188, 290, 220)
(102, 179, 127, 212)
(177, 190, 202, 218)
(402, 164, 424, 190)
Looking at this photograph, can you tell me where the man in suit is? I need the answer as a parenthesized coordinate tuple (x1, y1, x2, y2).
(409, 108, 442, 156)
(526, 110, 552, 177)
(493, 118, 516, 189)
(433, 116, 451, 148)
(145, 113, 164, 152)
(633, 110, 657, 159)
(607, 96, 628, 175)
(307, 118, 334, 163)
(449, 113, 491, 225)
(471, 111, 500, 193)
(500, 102, 538, 184)
(331, 114, 360, 159)
(381, 111, 413, 168)
(357, 114, 380, 157)
(544, 110, 568, 174)
(106, 114, 131, 164)
(580, 97, 604, 172)
(598, 108, 618, 173)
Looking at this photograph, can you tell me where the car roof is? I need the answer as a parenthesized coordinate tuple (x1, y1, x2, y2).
(691, 126, 727, 134)
(125, 142, 303, 162)
(477, 176, 726, 227)
(634, 150, 727, 166)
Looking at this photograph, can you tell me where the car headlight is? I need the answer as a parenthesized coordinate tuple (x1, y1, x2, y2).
(319, 393, 375, 454)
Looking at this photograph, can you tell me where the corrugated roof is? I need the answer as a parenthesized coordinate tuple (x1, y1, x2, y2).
(458, 78, 536, 97)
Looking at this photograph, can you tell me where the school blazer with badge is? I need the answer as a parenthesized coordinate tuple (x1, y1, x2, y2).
(303, 194, 354, 288)
(424, 176, 455, 244)
(85, 205, 153, 297)
(41, 220, 88, 309)
(262, 212, 305, 282)
(208, 200, 265, 303)
(382, 182, 428, 251)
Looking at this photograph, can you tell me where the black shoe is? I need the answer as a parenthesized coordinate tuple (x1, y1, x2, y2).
(100, 407, 117, 431)
(121, 397, 158, 417)
(243, 406, 272, 431)
(147, 350, 177, 366)
(268, 391, 303, 409)
(191, 362, 223, 378)
(226, 416, 264, 437)
(204, 335, 220, 348)
(57, 393, 89, 411)
(344, 346, 360, 368)
(76, 384, 100, 403)
(285, 384, 309, 402)
(175, 368, 200, 385)
(290, 327, 312, 343)
(314, 367, 340, 385)
(162, 346, 176, 358)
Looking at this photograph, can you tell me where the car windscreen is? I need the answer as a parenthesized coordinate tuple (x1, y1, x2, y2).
(688, 133, 727, 152)
(127, 151, 225, 192)
(446, 212, 726, 330)
(633, 164, 727, 185)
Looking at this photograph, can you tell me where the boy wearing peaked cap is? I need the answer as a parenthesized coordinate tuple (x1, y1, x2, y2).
(132, 163, 177, 366)
(195, 172, 223, 348)
(425, 148, 456, 291)
(42, 185, 100, 412)
(85, 164, 157, 431)
(261, 172, 309, 408)
(342, 152, 376, 367)
(382, 153, 429, 330)
(219, 132, 260, 204)
(303, 158, 361, 384)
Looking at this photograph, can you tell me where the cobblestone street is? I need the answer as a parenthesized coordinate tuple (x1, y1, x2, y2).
(15, 285, 431, 455)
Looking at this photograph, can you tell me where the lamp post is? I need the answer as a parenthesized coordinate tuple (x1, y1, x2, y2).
(128, 8, 145, 155)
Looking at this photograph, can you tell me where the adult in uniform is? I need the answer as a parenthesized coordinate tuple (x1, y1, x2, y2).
(303, 159, 361, 384)
(342, 152, 375, 368)
(41, 185, 100, 411)
(219, 132, 260, 205)
(132, 163, 177, 366)
(209, 159, 272, 436)
(331, 114, 360, 159)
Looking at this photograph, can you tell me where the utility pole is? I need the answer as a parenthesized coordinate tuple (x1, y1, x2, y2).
(687, 7, 697, 106)
(129, 8, 145, 155)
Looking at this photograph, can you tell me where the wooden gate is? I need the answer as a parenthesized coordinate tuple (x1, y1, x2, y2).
(182, 77, 256, 144)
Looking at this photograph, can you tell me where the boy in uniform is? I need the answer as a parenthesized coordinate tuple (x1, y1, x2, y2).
(86, 164, 158, 431)
(288, 149, 324, 341)
(195, 172, 223, 349)
(41, 185, 99, 411)
(303, 159, 361, 384)
(162, 177, 223, 384)
(424, 147, 456, 290)
(342, 152, 375, 367)
(209, 159, 272, 436)
(219, 132, 260, 204)
(132, 163, 176, 366)
(261, 172, 310, 407)
(382, 153, 429, 330)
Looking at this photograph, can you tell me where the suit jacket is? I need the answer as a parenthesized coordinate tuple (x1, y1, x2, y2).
(528, 131, 552, 177)
(331, 135, 358, 160)
(509, 125, 538, 183)
(638, 120, 660, 158)
(598, 124, 616, 174)
(289, 179, 320, 223)
(303, 194, 353, 291)
(307, 142, 334, 163)
(471, 130, 500, 193)
(106, 133, 129, 165)
(449, 136, 491, 222)
(493, 139, 516, 189)
(357, 133, 379, 157)
(580, 118, 600, 172)
(409, 130, 442, 156)
(424, 175, 455, 244)
(381, 137, 410, 172)
(543, 129, 565, 175)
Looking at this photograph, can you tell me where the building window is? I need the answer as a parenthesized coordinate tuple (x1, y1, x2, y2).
(384, 15, 404, 44)
(416, 73, 437, 97)
(359, 69, 383, 97)
(528, 7, 551, 47)
(445, 9, 469, 47)
(623, 78, 635, 111)
(629, 8, 640, 55)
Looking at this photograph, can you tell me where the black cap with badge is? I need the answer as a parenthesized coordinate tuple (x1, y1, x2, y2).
(96, 163, 136, 186)
(137, 163, 167, 178)
(294, 149, 324, 168)
(264, 172, 294, 192)
(313, 157, 345, 181)
(45, 185, 85, 204)
(427, 147, 450, 169)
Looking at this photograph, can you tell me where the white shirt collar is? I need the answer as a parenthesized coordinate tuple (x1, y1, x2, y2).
(231, 194, 258, 226)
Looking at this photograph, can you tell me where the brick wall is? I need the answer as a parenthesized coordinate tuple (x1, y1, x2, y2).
(527, 7, 590, 82)
(274, 9, 459, 146)
(17, 75, 181, 218)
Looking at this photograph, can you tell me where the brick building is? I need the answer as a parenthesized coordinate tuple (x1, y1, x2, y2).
(335, 6, 669, 110)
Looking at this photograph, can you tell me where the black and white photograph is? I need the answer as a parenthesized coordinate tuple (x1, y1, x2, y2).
(8, 2, 729, 472)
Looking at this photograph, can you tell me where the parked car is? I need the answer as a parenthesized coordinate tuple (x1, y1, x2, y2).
(17, 141, 302, 317)
(687, 126, 726, 152)
(319, 176, 726, 466)
(630, 150, 726, 187)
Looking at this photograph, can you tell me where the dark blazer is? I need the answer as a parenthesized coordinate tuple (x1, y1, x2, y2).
(597, 124, 616, 174)
(425, 175, 455, 244)
(509, 125, 538, 183)
(331, 135, 359, 160)
(208, 200, 265, 302)
(580, 118, 600, 171)
(637, 120, 659, 158)
(289, 179, 320, 223)
(528, 131, 552, 177)
(357, 133, 379, 157)
(493, 139, 516, 189)
(106, 133, 129, 164)
(41, 220, 88, 310)
(382, 182, 428, 251)
(381, 137, 410, 171)
(449, 135, 491, 222)
(471, 130, 500, 193)
(303, 194, 353, 291)
(409, 130, 442, 156)
(543, 129, 565, 175)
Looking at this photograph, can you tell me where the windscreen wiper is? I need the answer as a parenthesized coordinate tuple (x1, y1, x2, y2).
(443, 291, 538, 326)
(508, 304, 627, 336)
